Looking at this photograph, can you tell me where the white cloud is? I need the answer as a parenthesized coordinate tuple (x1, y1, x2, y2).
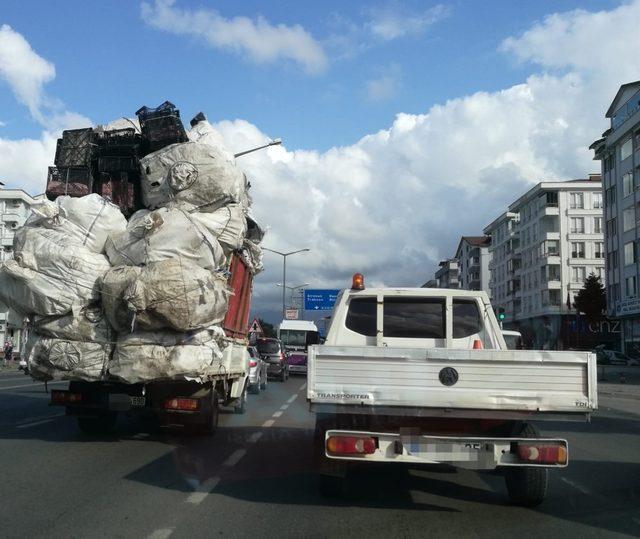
(140, 0, 328, 75)
(367, 4, 450, 41)
(366, 65, 402, 101)
(0, 132, 57, 194)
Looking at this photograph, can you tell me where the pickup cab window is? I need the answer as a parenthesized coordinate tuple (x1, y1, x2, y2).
(452, 299, 482, 338)
(383, 297, 445, 338)
(345, 297, 377, 336)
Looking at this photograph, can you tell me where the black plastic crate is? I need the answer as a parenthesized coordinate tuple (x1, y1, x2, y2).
(54, 128, 94, 167)
(45, 166, 93, 200)
(136, 101, 187, 153)
(135, 101, 180, 122)
(97, 156, 138, 173)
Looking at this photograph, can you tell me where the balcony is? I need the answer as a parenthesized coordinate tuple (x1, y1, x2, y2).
(539, 205, 559, 216)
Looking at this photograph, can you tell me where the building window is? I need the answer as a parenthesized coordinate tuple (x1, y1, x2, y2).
(623, 172, 634, 197)
(604, 154, 615, 172)
(623, 208, 635, 231)
(569, 192, 584, 209)
(607, 217, 617, 237)
(621, 138, 633, 161)
(593, 192, 603, 209)
(595, 242, 604, 259)
(626, 276, 637, 297)
(596, 266, 605, 280)
(571, 242, 585, 258)
(570, 217, 584, 234)
(594, 216, 603, 234)
(605, 186, 616, 205)
(571, 267, 586, 283)
(624, 241, 636, 266)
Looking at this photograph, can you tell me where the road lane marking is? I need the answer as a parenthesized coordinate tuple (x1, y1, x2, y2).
(287, 394, 298, 404)
(147, 528, 174, 539)
(247, 431, 263, 444)
(299, 383, 307, 390)
(272, 411, 283, 418)
(262, 419, 275, 428)
(223, 449, 246, 467)
(16, 415, 64, 429)
(186, 476, 220, 505)
(560, 477, 591, 495)
(0, 380, 66, 391)
(280, 403, 289, 410)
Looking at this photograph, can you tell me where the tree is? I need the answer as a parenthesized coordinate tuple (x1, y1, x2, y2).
(573, 273, 606, 323)
(258, 318, 276, 337)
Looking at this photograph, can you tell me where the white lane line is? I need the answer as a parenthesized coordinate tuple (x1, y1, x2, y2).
(247, 431, 263, 444)
(262, 419, 275, 428)
(272, 411, 283, 418)
(560, 476, 592, 495)
(299, 383, 307, 390)
(280, 403, 289, 411)
(287, 394, 298, 404)
(223, 448, 247, 467)
(147, 528, 174, 539)
(0, 380, 66, 391)
(16, 415, 64, 429)
(186, 476, 221, 505)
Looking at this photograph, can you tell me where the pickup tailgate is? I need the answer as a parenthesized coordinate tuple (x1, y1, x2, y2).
(307, 346, 597, 414)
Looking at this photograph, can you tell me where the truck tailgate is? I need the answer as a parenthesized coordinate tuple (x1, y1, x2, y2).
(308, 346, 597, 414)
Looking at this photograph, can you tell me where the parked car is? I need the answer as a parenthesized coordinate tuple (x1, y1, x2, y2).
(247, 346, 267, 393)
(256, 338, 289, 382)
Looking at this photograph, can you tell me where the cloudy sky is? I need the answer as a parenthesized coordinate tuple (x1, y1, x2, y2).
(1, 0, 639, 323)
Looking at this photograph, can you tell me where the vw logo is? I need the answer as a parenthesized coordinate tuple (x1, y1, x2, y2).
(439, 367, 459, 387)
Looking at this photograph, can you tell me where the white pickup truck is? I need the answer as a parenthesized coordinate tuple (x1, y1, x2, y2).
(308, 274, 597, 506)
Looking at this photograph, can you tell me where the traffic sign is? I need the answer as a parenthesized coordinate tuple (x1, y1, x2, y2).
(248, 318, 264, 335)
(304, 289, 340, 311)
(285, 309, 299, 320)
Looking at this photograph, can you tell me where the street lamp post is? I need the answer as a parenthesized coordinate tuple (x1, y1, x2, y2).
(276, 283, 309, 310)
(263, 248, 310, 319)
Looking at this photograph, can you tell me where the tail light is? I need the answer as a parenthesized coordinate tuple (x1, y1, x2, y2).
(51, 390, 82, 404)
(326, 436, 376, 456)
(249, 360, 258, 368)
(280, 352, 285, 362)
(517, 443, 567, 465)
(163, 398, 199, 411)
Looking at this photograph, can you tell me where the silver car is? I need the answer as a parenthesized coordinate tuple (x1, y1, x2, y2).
(247, 346, 267, 394)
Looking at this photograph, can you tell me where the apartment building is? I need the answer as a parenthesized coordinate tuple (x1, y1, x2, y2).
(591, 80, 640, 354)
(484, 176, 604, 349)
(455, 236, 491, 296)
(0, 188, 42, 351)
(434, 258, 460, 288)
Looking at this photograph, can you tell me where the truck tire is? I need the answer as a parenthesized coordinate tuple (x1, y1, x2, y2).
(77, 413, 117, 435)
(314, 414, 347, 498)
(504, 422, 548, 507)
(202, 389, 219, 436)
(234, 384, 247, 414)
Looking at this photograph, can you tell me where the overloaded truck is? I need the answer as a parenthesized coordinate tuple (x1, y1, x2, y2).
(308, 273, 597, 506)
(0, 102, 266, 435)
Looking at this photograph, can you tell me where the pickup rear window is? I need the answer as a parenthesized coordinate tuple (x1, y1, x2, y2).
(345, 297, 376, 336)
(452, 299, 482, 338)
(384, 298, 445, 339)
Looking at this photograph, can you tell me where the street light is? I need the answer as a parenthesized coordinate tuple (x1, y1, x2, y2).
(263, 247, 310, 319)
(276, 282, 309, 308)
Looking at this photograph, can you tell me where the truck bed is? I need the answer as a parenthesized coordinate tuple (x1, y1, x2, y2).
(308, 345, 597, 418)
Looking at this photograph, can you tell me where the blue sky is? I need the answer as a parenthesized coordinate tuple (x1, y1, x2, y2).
(0, 0, 620, 150)
(0, 0, 637, 322)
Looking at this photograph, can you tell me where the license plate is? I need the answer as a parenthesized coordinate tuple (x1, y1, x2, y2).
(403, 437, 481, 462)
(130, 396, 146, 407)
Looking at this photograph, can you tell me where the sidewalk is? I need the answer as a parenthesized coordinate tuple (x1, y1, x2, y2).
(597, 366, 640, 401)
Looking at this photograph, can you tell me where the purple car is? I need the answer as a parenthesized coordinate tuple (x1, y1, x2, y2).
(287, 352, 308, 374)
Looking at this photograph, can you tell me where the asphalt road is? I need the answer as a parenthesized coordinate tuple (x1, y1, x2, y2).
(1, 367, 639, 538)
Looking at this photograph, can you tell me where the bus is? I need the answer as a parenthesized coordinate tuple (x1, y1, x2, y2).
(277, 320, 320, 374)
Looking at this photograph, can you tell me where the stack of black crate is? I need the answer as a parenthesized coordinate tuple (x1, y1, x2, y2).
(46, 128, 95, 200)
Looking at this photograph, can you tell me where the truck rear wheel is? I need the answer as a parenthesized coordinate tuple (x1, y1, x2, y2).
(504, 422, 548, 507)
(77, 413, 117, 435)
(234, 384, 247, 414)
(201, 389, 219, 436)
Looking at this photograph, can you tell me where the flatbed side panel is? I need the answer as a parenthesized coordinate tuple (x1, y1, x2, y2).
(223, 254, 253, 340)
(308, 345, 595, 414)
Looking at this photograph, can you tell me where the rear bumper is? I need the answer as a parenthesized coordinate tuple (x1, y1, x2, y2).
(266, 363, 285, 376)
(323, 429, 568, 470)
(288, 364, 307, 373)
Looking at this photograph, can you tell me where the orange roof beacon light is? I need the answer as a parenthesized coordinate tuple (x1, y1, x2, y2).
(352, 273, 365, 290)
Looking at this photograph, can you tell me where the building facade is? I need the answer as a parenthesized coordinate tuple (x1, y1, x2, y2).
(455, 236, 491, 297)
(0, 189, 41, 352)
(434, 258, 460, 289)
(591, 81, 640, 354)
(484, 176, 605, 349)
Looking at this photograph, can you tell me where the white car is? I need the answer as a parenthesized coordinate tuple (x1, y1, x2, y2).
(247, 346, 267, 394)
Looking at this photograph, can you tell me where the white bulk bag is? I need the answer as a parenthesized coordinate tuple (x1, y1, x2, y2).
(140, 142, 245, 212)
(31, 305, 113, 343)
(105, 207, 225, 269)
(109, 328, 226, 383)
(187, 120, 235, 163)
(26, 194, 127, 253)
(188, 203, 247, 254)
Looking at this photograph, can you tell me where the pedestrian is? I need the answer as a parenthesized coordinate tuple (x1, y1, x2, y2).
(4, 340, 13, 367)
